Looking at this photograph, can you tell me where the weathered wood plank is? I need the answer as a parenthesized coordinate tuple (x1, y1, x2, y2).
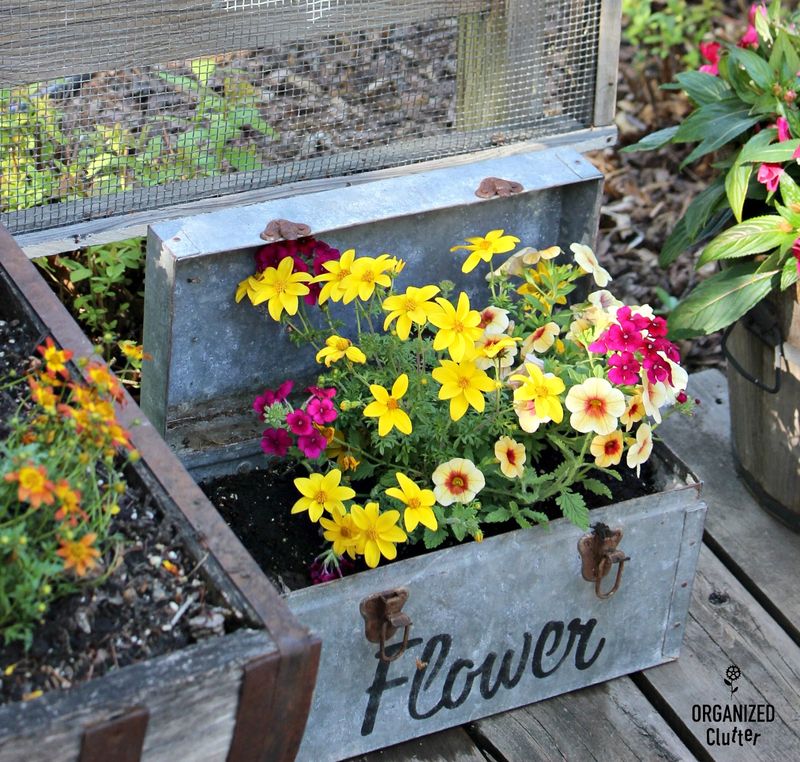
(469, 677, 694, 761)
(0, 629, 275, 762)
(352, 727, 488, 761)
(658, 369, 800, 638)
(0, 0, 488, 86)
(593, 0, 623, 127)
(637, 546, 800, 761)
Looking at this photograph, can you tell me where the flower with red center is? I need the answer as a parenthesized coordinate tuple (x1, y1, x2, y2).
(699, 41, 721, 75)
(523, 322, 560, 354)
(626, 423, 654, 476)
(253, 380, 294, 416)
(607, 351, 641, 386)
(565, 377, 626, 435)
(4, 464, 55, 509)
(307, 396, 337, 424)
(297, 429, 329, 459)
(56, 533, 101, 577)
(477, 306, 510, 334)
(286, 409, 314, 436)
(590, 430, 624, 468)
(37, 337, 72, 380)
(494, 436, 526, 479)
(431, 458, 485, 506)
(261, 427, 293, 457)
(620, 393, 645, 430)
(757, 162, 783, 192)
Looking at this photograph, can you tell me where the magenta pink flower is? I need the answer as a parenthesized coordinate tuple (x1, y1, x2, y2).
(260, 427, 293, 457)
(253, 380, 294, 416)
(607, 351, 641, 386)
(643, 353, 673, 385)
(297, 429, 328, 458)
(307, 385, 337, 400)
(307, 397, 338, 424)
(793, 238, 800, 275)
(757, 162, 784, 192)
(286, 409, 314, 436)
(699, 41, 721, 75)
(777, 117, 791, 142)
(676, 391, 689, 404)
(309, 556, 354, 584)
(739, 4, 766, 49)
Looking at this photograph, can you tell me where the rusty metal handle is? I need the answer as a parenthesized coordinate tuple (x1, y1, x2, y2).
(578, 523, 629, 600)
(379, 618, 411, 662)
(594, 553, 628, 600)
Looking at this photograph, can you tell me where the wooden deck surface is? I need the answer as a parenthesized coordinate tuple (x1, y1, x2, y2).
(352, 370, 800, 761)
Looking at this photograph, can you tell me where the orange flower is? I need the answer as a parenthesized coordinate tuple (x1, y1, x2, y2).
(56, 533, 101, 576)
(86, 363, 124, 403)
(28, 378, 58, 414)
(53, 480, 87, 526)
(37, 337, 72, 380)
(4, 464, 55, 509)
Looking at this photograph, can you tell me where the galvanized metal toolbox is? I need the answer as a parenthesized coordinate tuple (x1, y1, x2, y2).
(0, 226, 320, 762)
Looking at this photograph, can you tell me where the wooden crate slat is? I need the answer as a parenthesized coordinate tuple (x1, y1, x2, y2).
(352, 727, 489, 761)
(658, 369, 800, 637)
(469, 677, 693, 761)
(637, 546, 800, 761)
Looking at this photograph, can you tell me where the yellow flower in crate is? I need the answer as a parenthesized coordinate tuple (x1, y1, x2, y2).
(431, 458, 485, 506)
(626, 423, 653, 476)
(340, 256, 393, 303)
(450, 229, 520, 273)
(319, 511, 360, 559)
(620, 393, 645, 431)
(473, 334, 519, 372)
(590, 430, 624, 468)
(382, 285, 441, 340)
(363, 374, 412, 436)
(4, 464, 55, 509)
(292, 469, 356, 522)
(494, 436, 526, 479)
(431, 355, 495, 421)
(385, 472, 438, 532)
(565, 377, 626, 435)
(428, 292, 483, 362)
(349, 501, 407, 568)
(570, 243, 611, 288)
(237, 257, 312, 321)
(313, 248, 357, 304)
(315, 335, 367, 366)
(509, 363, 565, 424)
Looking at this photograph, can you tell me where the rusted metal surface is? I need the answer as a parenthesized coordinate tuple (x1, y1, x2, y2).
(0, 223, 320, 761)
(79, 707, 148, 762)
(577, 522, 629, 599)
(360, 589, 413, 662)
(475, 176, 524, 198)
(260, 218, 312, 242)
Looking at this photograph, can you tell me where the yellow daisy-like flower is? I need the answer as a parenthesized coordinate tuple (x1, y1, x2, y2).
(521, 322, 560, 354)
(431, 356, 496, 421)
(340, 256, 393, 304)
(292, 469, 356, 522)
(620, 393, 645, 431)
(315, 335, 367, 366)
(428, 292, 483, 362)
(626, 423, 653, 476)
(319, 511, 360, 559)
(494, 436, 526, 479)
(450, 229, 521, 274)
(565, 377, 626, 435)
(349, 501, 408, 568)
(382, 285, 441, 340)
(238, 257, 312, 321)
(313, 248, 357, 304)
(363, 374, 412, 436)
(590, 430, 624, 468)
(385, 472, 438, 532)
(431, 458, 485, 506)
(570, 243, 611, 288)
(509, 363, 565, 424)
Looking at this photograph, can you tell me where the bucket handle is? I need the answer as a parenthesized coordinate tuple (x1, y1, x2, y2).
(721, 301, 785, 394)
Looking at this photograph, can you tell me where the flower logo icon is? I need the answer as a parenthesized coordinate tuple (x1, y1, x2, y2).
(724, 664, 741, 697)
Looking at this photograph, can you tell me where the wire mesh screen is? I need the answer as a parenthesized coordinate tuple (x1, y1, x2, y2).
(0, 1, 602, 235)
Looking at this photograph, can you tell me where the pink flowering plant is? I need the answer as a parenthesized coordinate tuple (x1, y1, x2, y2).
(237, 232, 693, 573)
(627, 2, 800, 337)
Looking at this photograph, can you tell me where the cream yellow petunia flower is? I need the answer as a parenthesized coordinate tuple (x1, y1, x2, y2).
(431, 458, 485, 506)
(570, 243, 611, 288)
(363, 374, 412, 436)
(565, 377, 626, 435)
(626, 423, 653, 476)
(590, 430, 624, 468)
(495, 436, 526, 479)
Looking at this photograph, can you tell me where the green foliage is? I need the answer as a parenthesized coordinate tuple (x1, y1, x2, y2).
(622, 0, 720, 71)
(627, 4, 800, 336)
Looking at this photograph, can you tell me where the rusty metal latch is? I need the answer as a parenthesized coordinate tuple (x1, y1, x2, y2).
(475, 176, 524, 198)
(578, 523, 629, 600)
(260, 218, 312, 242)
(359, 589, 412, 662)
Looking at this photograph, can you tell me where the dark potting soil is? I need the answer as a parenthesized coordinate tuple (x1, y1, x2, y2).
(0, 312, 242, 705)
(201, 456, 658, 592)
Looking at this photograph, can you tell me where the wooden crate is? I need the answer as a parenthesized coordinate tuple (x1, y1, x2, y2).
(286, 453, 705, 760)
(0, 225, 320, 762)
